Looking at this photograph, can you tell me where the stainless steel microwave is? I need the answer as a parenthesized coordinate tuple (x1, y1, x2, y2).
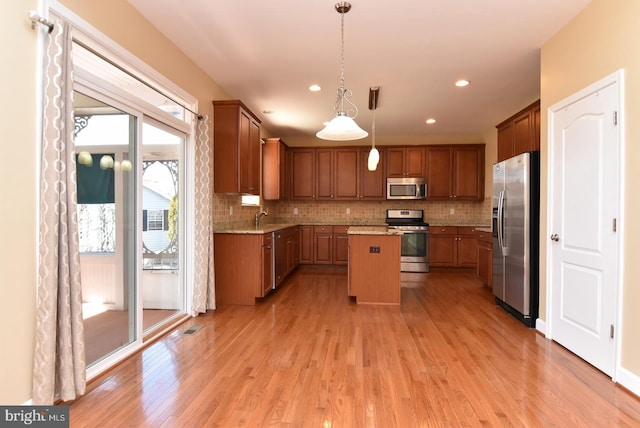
(386, 177, 427, 200)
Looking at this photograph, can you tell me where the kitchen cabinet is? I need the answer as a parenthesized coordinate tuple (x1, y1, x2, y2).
(262, 234, 274, 297)
(275, 226, 299, 285)
(333, 225, 349, 265)
(213, 100, 261, 195)
(429, 226, 478, 268)
(426, 145, 484, 201)
(299, 225, 314, 264)
(214, 232, 273, 305)
(315, 149, 334, 199)
(334, 148, 359, 199)
(291, 149, 315, 199)
(214, 227, 299, 305)
(496, 100, 540, 162)
(290, 148, 334, 200)
(348, 233, 401, 304)
(313, 225, 333, 264)
(385, 147, 425, 178)
(299, 225, 349, 265)
(476, 229, 493, 287)
(262, 137, 288, 200)
(288, 147, 384, 201)
(359, 147, 386, 199)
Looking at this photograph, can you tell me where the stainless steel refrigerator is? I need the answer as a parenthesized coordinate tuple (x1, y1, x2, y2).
(492, 151, 540, 327)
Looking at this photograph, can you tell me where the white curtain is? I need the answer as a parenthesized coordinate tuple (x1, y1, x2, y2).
(32, 17, 86, 404)
(191, 116, 216, 314)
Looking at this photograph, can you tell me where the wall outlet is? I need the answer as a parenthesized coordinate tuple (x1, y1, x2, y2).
(369, 246, 381, 253)
(293, 207, 298, 215)
(450, 208, 455, 215)
(229, 206, 233, 215)
(346, 208, 351, 215)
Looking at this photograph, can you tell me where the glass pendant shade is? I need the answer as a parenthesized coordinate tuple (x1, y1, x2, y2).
(367, 147, 380, 171)
(316, 113, 368, 141)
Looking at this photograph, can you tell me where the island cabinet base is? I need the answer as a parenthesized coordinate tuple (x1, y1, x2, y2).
(348, 234, 401, 305)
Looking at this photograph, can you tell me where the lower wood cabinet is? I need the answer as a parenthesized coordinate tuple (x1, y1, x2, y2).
(262, 234, 274, 297)
(348, 233, 401, 305)
(275, 226, 300, 285)
(476, 230, 493, 286)
(333, 226, 349, 265)
(214, 233, 273, 305)
(214, 227, 298, 306)
(299, 225, 314, 264)
(429, 226, 478, 268)
(300, 225, 349, 266)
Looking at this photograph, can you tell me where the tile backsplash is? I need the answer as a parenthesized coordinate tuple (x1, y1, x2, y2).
(213, 193, 491, 227)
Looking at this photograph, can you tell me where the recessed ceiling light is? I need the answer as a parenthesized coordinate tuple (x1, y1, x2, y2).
(309, 84, 322, 92)
(455, 79, 470, 87)
(426, 118, 436, 124)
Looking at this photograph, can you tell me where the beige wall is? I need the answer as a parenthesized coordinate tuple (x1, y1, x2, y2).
(541, 0, 640, 375)
(0, 0, 39, 405)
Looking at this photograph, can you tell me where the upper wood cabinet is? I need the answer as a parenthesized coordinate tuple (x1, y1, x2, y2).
(426, 145, 484, 201)
(289, 147, 385, 201)
(262, 138, 288, 200)
(496, 100, 540, 163)
(385, 147, 425, 178)
(291, 149, 315, 199)
(359, 147, 385, 200)
(334, 148, 359, 199)
(213, 100, 261, 195)
(315, 149, 334, 200)
(287, 144, 481, 201)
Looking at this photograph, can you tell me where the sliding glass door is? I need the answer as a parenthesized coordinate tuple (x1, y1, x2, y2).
(141, 121, 185, 332)
(74, 93, 188, 369)
(74, 91, 138, 366)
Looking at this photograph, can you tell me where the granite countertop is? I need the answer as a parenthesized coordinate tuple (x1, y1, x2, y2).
(213, 223, 299, 234)
(347, 226, 403, 236)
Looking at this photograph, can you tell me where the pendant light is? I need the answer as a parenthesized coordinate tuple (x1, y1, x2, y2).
(316, 2, 368, 141)
(367, 86, 380, 171)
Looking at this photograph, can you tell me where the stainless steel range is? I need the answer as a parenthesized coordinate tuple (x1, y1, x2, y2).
(386, 209, 430, 272)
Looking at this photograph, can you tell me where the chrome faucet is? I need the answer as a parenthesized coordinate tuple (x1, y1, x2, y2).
(255, 210, 268, 228)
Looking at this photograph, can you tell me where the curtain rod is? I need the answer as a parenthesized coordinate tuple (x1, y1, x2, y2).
(28, 10, 54, 33)
(28, 10, 203, 121)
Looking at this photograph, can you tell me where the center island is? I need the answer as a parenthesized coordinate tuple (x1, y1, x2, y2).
(347, 226, 403, 305)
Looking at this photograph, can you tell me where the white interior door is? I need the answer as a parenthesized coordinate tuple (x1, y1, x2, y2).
(548, 71, 622, 377)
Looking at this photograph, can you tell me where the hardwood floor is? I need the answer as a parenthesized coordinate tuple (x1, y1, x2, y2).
(83, 309, 179, 365)
(69, 266, 640, 427)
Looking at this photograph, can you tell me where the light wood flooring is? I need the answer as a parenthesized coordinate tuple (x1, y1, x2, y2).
(84, 309, 178, 365)
(69, 266, 640, 427)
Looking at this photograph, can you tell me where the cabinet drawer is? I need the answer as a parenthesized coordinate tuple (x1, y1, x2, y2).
(458, 226, 478, 235)
(477, 231, 493, 244)
(314, 225, 332, 233)
(263, 233, 273, 246)
(333, 225, 349, 234)
(430, 226, 457, 235)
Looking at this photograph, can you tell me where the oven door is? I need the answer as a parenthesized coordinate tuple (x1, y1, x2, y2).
(399, 229, 429, 272)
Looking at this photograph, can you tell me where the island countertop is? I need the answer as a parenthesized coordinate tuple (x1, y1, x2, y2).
(347, 226, 403, 235)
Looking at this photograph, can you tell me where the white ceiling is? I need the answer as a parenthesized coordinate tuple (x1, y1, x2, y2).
(127, 0, 591, 140)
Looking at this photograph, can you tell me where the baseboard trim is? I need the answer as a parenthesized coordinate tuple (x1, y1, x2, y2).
(617, 367, 640, 399)
(535, 318, 546, 335)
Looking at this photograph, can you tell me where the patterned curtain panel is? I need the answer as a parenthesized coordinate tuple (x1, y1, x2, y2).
(191, 116, 216, 315)
(32, 17, 86, 404)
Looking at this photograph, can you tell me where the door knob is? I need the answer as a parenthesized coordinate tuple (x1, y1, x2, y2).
(550, 234, 559, 242)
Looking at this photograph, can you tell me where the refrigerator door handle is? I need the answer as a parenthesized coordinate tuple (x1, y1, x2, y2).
(497, 190, 505, 253)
